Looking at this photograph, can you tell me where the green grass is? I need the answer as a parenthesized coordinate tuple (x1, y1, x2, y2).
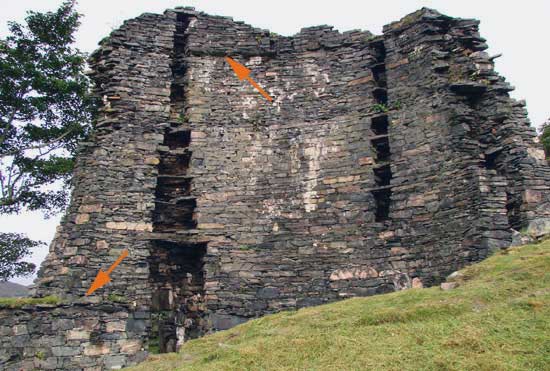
(107, 293, 128, 303)
(127, 240, 550, 371)
(0, 295, 60, 309)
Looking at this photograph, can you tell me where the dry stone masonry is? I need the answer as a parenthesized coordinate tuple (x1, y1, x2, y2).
(1, 7, 550, 370)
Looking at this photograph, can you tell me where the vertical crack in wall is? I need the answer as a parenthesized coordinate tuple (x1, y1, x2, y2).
(369, 40, 393, 223)
(148, 12, 207, 353)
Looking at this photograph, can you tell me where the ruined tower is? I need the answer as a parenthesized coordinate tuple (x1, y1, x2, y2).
(1, 7, 549, 370)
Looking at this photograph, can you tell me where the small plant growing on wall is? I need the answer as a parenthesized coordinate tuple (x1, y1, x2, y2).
(178, 113, 189, 123)
(373, 103, 389, 113)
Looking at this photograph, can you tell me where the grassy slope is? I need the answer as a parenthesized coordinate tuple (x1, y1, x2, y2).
(129, 240, 550, 371)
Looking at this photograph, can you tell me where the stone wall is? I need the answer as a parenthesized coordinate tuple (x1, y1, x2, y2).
(2, 6, 549, 370)
(0, 304, 147, 370)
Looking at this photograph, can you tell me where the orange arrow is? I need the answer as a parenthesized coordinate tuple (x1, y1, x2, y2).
(225, 56, 273, 102)
(85, 249, 128, 296)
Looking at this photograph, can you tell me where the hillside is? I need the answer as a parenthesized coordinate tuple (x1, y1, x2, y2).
(0, 281, 29, 298)
(128, 239, 550, 371)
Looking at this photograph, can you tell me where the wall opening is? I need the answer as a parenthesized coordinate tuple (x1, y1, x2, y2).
(164, 129, 191, 149)
(371, 64, 387, 87)
(484, 151, 498, 170)
(369, 39, 393, 223)
(148, 11, 206, 354)
(373, 164, 392, 186)
(372, 87, 388, 105)
(371, 137, 391, 162)
(483, 147, 520, 229)
(506, 195, 522, 230)
(373, 188, 392, 221)
(158, 151, 191, 175)
(149, 241, 208, 353)
(371, 115, 389, 135)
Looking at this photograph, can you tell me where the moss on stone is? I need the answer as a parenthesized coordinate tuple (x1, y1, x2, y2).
(0, 295, 60, 309)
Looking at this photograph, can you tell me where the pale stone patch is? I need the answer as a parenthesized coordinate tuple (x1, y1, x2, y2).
(387, 57, 409, 69)
(84, 344, 110, 356)
(119, 340, 141, 354)
(358, 156, 374, 166)
(144, 157, 160, 165)
(527, 147, 546, 163)
(248, 56, 262, 66)
(323, 175, 360, 185)
(197, 223, 224, 229)
(348, 74, 374, 86)
(105, 222, 153, 232)
(329, 242, 347, 249)
(302, 140, 322, 212)
(403, 144, 430, 157)
(67, 329, 90, 340)
(96, 240, 109, 250)
(12, 324, 27, 335)
(390, 247, 408, 255)
(78, 204, 103, 213)
(412, 277, 423, 289)
(190, 131, 207, 139)
(407, 194, 425, 207)
(75, 214, 90, 224)
(524, 189, 542, 203)
(379, 231, 395, 240)
(106, 321, 126, 333)
(329, 267, 378, 281)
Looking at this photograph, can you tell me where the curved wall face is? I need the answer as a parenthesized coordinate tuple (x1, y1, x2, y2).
(36, 5, 550, 331)
(2, 6, 547, 370)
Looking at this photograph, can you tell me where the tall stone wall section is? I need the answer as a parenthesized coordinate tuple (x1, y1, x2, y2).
(1, 7, 549, 370)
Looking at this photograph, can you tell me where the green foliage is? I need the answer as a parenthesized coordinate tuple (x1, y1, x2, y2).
(0, 232, 43, 280)
(0, 295, 59, 308)
(372, 103, 388, 113)
(107, 293, 127, 303)
(0, 1, 95, 280)
(148, 337, 160, 354)
(177, 113, 189, 123)
(35, 350, 46, 360)
(128, 240, 550, 371)
(0, 0, 96, 215)
(540, 119, 550, 159)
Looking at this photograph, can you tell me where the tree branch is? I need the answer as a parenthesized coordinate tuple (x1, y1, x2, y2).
(0, 126, 76, 159)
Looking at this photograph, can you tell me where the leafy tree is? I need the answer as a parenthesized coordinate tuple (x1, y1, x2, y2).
(540, 119, 550, 159)
(0, 233, 43, 281)
(0, 1, 95, 280)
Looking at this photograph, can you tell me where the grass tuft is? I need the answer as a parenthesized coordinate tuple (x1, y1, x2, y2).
(0, 295, 60, 309)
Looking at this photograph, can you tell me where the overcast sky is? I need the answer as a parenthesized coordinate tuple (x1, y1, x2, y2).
(1, 0, 549, 285)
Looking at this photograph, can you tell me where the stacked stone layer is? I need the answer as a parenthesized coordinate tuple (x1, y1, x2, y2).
(1, 7, 549, 370)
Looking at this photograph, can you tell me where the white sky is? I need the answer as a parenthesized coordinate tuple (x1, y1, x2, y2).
(1, 0, 549, 285)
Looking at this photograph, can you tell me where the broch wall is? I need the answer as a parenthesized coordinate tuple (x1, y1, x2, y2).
(2, 7, 549, 370)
